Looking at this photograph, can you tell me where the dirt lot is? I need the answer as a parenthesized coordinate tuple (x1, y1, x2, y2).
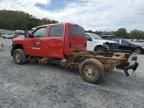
(0, 38, 144, 108)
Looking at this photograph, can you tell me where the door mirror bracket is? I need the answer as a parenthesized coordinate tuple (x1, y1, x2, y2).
(24, 31, 33, 38)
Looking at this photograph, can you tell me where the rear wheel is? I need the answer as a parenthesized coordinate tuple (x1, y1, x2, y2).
(13, 49, 26, 64)
(79, 58, 104, 84)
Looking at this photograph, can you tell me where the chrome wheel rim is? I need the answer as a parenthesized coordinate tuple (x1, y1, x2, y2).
(96, 48, 104, 53)
(84, 64, 98, 79)
(15, 53, 21, 63)
(135, 49, 141, 54)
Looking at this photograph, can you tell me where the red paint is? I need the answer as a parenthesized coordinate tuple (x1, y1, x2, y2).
(12, 23, 86, 58)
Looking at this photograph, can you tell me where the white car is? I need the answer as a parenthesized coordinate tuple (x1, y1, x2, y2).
(2, 33, 14, 39)
(86, 33, 117, 52)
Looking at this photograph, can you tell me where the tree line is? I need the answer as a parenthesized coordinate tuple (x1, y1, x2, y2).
(87, 28, 144, 39)
(0, 10, 58, 30)
(114, 28, 144, 39)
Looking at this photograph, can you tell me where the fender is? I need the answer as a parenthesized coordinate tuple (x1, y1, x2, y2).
(11, 44, 24, 56)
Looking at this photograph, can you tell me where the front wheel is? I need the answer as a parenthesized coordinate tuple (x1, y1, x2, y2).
(13, 49, 26, 65)
(79, 58, 104, 84)
(94, 46, 106, 53)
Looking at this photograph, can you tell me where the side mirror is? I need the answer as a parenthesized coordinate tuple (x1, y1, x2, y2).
(24, 31, 32, 38)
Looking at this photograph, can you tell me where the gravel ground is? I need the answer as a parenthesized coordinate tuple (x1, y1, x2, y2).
(0, 38, 144, 108)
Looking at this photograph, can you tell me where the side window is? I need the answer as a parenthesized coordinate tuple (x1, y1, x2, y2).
(85, 34, 92, 41)
(33, 27, 46, 38)
(49, 24, 64, 37)
(121, 40, 130, 45)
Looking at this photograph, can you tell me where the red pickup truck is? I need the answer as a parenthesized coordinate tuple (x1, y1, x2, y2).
(11, 23, 138, 84)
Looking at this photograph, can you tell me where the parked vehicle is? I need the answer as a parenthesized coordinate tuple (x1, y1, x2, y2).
(85, 33, 117, 52)
(113, 39, 144, 54)
(14, 30, 25, 38)
(11, 23, 138, 84)
(2, 33, 14, 39)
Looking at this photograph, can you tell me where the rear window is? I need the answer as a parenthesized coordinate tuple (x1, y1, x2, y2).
(70, 25, 85, 36)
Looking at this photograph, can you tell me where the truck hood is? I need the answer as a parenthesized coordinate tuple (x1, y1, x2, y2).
(12, 36, 25, 44)
(13, 35, 25, 41)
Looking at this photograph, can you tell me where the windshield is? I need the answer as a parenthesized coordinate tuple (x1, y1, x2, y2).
(88, 33, 102, 39)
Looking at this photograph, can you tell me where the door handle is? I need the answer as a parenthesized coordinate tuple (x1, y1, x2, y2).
(33, 42, 41, 48)
(40, 38, 43, 42)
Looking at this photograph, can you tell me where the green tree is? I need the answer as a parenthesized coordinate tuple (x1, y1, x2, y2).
(95, 31, 102, 35)
(0, 10, 58, 30)
(114, 28, 128, 38)
(130, 30, 144, 39)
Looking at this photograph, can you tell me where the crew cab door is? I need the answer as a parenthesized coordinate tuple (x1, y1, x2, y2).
(44, 24, 64, 58)
(25, 27, 47, 56)
(31, 27, 47, 56)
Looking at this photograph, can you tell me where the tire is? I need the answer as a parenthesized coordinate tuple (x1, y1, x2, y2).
(134, 48, 142, 54)
(79, 58, 104, 84)
(13, 49, 26, 65)
(94, 46, 106, 53)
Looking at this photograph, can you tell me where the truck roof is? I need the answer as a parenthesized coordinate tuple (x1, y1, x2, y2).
(32, 23, 82, 30)
(35, 23, 65, 28)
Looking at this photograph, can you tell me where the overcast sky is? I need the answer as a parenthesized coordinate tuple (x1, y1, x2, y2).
(0, 0, 144, 31)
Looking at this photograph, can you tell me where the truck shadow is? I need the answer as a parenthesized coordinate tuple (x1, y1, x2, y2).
(100, 70, 144, 93)
(25, 63, 80, 76)
(10, 59, 144, 93)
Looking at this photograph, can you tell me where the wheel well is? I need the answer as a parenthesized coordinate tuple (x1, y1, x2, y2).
(134, 47, 142, 53)
(135, 47, 142, 50)
(11, 44, 24, 56)
(94, 45, 105, 51)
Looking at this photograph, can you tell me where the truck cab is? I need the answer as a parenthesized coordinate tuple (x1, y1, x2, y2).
(11, 23, 86, 59)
